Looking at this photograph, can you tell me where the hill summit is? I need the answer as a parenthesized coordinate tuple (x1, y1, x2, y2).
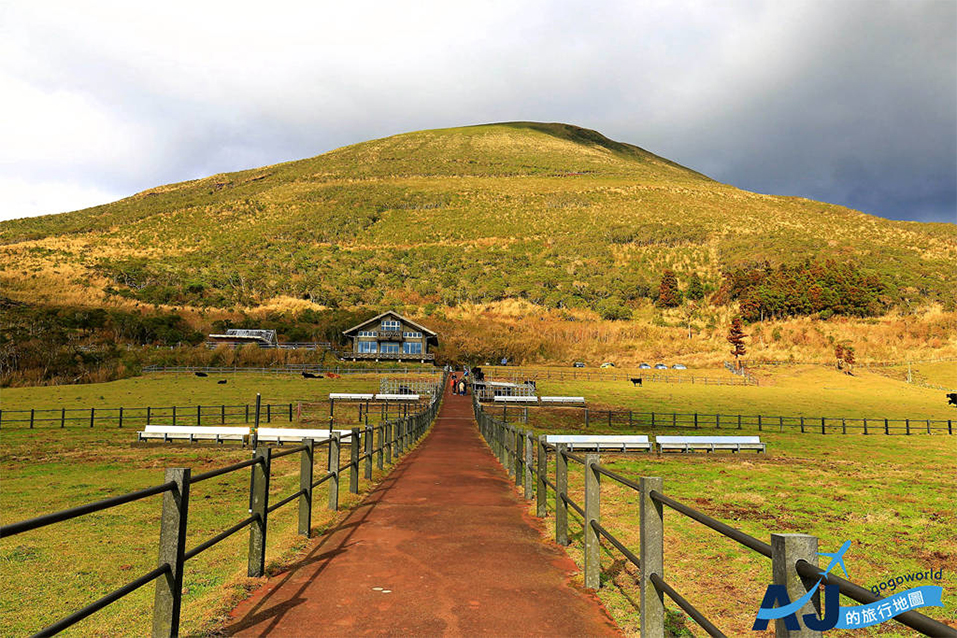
(0, 122, 954, 315)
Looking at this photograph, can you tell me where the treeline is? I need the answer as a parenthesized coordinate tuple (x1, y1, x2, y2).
(715, 260, 888, 321)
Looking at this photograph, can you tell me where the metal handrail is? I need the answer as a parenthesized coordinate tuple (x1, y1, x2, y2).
(650, 573, 727, 638)
(795, 560, 953, 636)
(184, 514, 260, 562)
(560, 493, 585, 518)
(189, 456, 263, 484)
(270, 443, 311, 459)
(590, 520, 640, 569)
(649, 490, 772, 558)
(1, 481, 176, 537)
(32, 564, 172, 638)
(267, 489, 307, 514)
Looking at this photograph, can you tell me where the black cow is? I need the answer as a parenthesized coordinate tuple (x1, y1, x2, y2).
(194, 372, 208, 377)
(301, 372, 323, 379)
(630, 377, 643, 387)
(217, 379, 227, 385)
(947, 392, 957, 408)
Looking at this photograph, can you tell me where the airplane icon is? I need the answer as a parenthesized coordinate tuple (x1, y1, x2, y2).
(818, 540, 852, 578)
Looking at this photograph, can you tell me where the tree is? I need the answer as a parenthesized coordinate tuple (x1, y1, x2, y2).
(843, 345, 856, 375)
(687, 272, 705, 301)
(657, 269, 681, 308)
(834, 344, 845, 370)
(727, 316, 747, 368)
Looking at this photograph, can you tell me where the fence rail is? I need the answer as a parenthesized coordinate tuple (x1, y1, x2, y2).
(0, 403, 296, 429)
(497, 405, 954, 436)
(472, 397, 953, 637)
(482, 365, 756, 386)
(141, 365, 439, 375)
(0, 380, 447, 638)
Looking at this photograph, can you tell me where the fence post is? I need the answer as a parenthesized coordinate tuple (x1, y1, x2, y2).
(90, 407, 95, 428)
(148, 406, 152, 425)
(800, 416, 805, 433)
(289, 403, 293, 422)
(298, 439, 314, 536)
(905, 419, 910, 435)
(245, 404, 249, 423)
(949, 420, 952, 435)
(197, 405, 201, 427)
(651, 411, 655, 427)
(118, 407, 123, 429)
(385, 423, 393, 465)
(863, 418, 868, 435)
(328, 433, 340, 510)
(555, 443, 568, 546)
(821, 417, 826, 435)
(514, 427, 523, 486)
(267, 404, 272, 424)
(537, 434, 547, 517)
(738, 414, 742, 429)
(583, 452, 601, 590)
(884, 418, 889, 435)
(61, 408, 65, 429)
(221, 404, 225, 424)
(758, 414, 762, 431)
(523, 430, 533, 499)
(30, 409, 35, 429)
(247, 447, 271, 577)
(584, 408, 589, 429)
(364, 426, 373, 480)
(350, 428, 360, 494)
(152, 467, 190, 638)
(639, 477, 664, 638)
(771, 533, 821, 638)
(841, 418, 846, 434)
(694, 413, 698, 429)
(376, 426, 384, 470)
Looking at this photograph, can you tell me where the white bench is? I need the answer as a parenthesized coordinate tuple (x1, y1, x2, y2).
(545, 435, 651, 452)
(540, 396, 586, 404)
(493, 395, 539, 403)
(656, 436, 766, 453)
(138, 425, 353, 444)
(138, 425, 249, 443)
(257, 428, 352, 443)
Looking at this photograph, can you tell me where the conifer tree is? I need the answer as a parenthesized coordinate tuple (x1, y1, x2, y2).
(727, 316, 747, 368)
(687, 272, 705, 301)
(657, 269, 681, 308)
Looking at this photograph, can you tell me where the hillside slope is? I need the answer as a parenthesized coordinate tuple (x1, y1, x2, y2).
(1, 122, 954, 313)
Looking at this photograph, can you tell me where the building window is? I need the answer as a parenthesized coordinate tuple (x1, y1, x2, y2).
(403, 331, 422, 339)
(381, 319, 401, 331)
(403, 342, 422, 354)
(358, 330, 376, 337)
(380, 343, 400, 354)
(357, 341, 377, 353)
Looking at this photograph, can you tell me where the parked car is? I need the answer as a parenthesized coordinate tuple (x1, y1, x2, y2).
(672, 363, 687, 370)
(638, 363, 651, 369)
(654, 363, 668, 370)
(600, 362, 616, 368)
(572, 362, 585, 368)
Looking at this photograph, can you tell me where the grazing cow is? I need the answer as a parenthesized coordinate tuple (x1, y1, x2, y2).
(947, 392, 957, 408)
(217, 379, 227, 385)
(301, 372, 323, 379)
(195, 372, 208, 377)
(630, 377, 643, 387)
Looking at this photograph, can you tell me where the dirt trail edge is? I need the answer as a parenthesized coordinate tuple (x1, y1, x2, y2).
(225, 386, 622, 637)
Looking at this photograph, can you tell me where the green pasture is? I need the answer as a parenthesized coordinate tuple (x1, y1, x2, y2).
(534, 365, 955, 420)
(509, 376, 957, 636)
(0, 374, 413, 637)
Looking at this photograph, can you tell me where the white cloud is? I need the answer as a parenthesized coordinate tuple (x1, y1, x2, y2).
(0, 0, 953, 222)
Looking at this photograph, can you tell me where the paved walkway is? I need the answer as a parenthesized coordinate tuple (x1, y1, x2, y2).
(226, 385, 621, 637)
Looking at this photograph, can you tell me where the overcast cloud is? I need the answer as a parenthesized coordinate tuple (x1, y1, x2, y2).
(1, 0, 954, 223)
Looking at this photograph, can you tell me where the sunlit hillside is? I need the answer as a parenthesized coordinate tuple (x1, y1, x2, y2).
(1, 122, 954, 314)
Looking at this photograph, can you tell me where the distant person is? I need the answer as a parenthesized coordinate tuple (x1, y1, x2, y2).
(458, 380, 466, 395)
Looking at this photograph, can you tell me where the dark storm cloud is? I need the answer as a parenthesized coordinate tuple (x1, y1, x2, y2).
(1, 1, 953, 223)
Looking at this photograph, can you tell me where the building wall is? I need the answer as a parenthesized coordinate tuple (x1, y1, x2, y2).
(351, 315, 431, 355)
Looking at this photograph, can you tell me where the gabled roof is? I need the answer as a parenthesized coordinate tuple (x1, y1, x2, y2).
(342, 311, 437, 337)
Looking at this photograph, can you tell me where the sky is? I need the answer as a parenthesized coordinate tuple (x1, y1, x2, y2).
(1, 0, 954, 224)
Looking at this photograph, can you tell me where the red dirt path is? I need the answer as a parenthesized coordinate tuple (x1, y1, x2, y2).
(225, 386, 622, 637)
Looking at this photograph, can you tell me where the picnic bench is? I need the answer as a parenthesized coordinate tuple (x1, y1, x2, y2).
(545, 434, 652, 452)
(137, 425, 352, 444)
(655, 435, 766, 454)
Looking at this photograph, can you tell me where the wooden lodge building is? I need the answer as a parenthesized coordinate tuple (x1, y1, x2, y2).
(341, 311, 438, 363)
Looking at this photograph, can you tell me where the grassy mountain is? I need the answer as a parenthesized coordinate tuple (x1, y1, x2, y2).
(1, 122, 955, 316)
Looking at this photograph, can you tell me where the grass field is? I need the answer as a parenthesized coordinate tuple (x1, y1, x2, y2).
(502, 379, 957, 636)
(0, 375, 419, 637)
(528, 365, 956, 420)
